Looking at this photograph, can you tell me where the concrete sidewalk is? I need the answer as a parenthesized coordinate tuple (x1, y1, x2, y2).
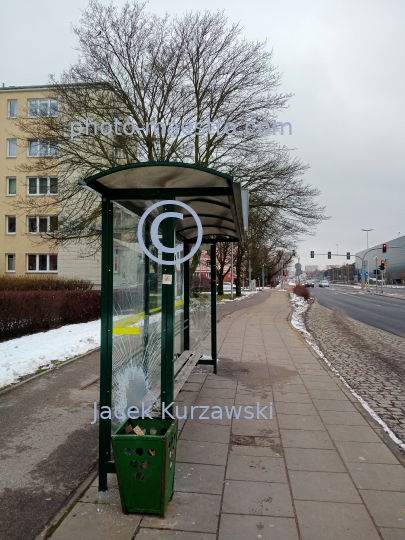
(49, 291, 405, 540)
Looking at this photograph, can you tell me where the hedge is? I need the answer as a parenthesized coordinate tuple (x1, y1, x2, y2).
(0, 290, 101, 342)
(0, 275, 93, 291)
(292, 284, 311, 301)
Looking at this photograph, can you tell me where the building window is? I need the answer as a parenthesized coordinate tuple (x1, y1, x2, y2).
(28, 99, 58, 118)
(114, 147, 126, 163)
(7, 138, 17, 157)
(206, 272, 211, 278)
(28, 177, 58, 195)
(6, 216, 16, 234)
(7, 254, 16, 272)
(28, 139, 58, 157)
(7, 177, 17, 195)
(27, 254, 58, 273)
(8, 100, 18, 118)
(27, 216, 58, 234)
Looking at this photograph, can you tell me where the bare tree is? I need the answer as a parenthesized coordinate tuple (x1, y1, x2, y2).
(232, 193, 300, 295)
(215, 243, 232, 295)
(10, 0, 326, 257)
(231, 146, 326, 237)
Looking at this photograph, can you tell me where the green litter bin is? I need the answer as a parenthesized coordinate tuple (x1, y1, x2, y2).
(112, 417, 178, 516)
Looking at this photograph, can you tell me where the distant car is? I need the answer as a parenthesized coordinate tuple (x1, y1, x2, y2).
(319, 280, 330, 288)
(222, 283, 236, 291)
(305, 280, 314, 288)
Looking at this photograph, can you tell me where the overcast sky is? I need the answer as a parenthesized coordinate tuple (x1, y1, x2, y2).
(1, 0, 404, 268)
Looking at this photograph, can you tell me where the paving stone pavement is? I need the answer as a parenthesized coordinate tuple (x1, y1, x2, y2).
(306, 300, 405, 444)
(48, 291, 405, 540)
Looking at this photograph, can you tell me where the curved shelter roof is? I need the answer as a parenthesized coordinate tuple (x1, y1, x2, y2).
(79, 162, 246, 243)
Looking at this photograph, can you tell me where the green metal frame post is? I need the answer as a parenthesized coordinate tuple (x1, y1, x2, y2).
(99, 198, 114, 490)
(143, 222, 151, 374)
(161, 204, 175, 413)
(183, 244, 190, 350)
(211, 243, 217, 373)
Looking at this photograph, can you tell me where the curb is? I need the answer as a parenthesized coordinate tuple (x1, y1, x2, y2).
(34, 464, 98, 539)
(0, 347, 100, 396)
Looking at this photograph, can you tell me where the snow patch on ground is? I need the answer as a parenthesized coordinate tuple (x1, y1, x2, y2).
(217, 289, 260, 304)
(289, 293, 405, 452)
(0, 320, 101, 389)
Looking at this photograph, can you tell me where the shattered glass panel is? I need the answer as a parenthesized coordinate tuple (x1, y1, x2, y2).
(189, 244, 212, 358)
(174, 239, 184, 358)
(111, 203, 162, 431)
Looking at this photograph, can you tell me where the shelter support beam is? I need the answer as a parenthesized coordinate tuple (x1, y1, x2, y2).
(184, 244, 190, 350)
(143, 222, 151, 371)
(161, 204, 175, 413)
(99, 198, 114, 491)
(211, 243, 217, 373)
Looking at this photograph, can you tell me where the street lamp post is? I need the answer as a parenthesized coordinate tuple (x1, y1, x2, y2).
(361, 229, 373, 289)
(381, 265, 384, 293)
(374, 256, 378, 293)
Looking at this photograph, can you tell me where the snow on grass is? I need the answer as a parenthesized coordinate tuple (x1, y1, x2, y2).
(217, 289, 260, 304)
(0, 319, 101, 389)
(289, 293, 405, 452)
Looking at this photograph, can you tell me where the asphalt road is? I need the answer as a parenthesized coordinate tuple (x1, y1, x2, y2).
(0, 351, 100, 540)
(311, 284, 405, 338)
(331, 283, 405, 296)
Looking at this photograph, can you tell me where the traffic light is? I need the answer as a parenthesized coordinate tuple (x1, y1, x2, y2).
(283, 270, 288, 276)
(346, 252, 350, 260)
(310, 251, 314, 258)
(292, 250, 296, 256)
(380, 260, 385, 270)
(382, 243, 387, 253)
(327, 252, 331, 259)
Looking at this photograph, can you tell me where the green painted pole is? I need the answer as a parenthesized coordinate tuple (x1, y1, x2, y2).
(143, 222, 151, 374)
(184, 244, 190, 350)
(211, 243, 217, 374)
(99, 198, 114, 491)
(161, 204, 175, 414)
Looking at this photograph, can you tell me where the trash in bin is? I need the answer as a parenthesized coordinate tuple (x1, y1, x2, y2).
(124, 423, 146, 435)
(112, 417, 178, 516)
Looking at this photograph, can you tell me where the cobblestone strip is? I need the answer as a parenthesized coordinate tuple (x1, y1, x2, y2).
(305, 299, 405, 446)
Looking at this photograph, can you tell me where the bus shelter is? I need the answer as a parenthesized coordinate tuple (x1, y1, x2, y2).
(79, 162, 246, 489)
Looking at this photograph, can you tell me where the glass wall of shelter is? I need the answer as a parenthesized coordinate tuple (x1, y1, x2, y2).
(79, 162, 246, 489)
